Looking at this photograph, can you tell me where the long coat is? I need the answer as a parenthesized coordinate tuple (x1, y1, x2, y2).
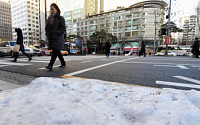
(105, 42, 111, 53)
(193, 40, 200, 51)
(15, 28, 24, 51)
(46, 13, 65, 50)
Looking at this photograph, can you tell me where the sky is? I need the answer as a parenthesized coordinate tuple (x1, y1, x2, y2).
(104, 0, 199, 16)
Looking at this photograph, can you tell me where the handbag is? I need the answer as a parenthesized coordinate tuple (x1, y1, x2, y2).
(13, 44, 20, 52)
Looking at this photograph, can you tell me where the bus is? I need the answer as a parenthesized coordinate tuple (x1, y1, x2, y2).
(64, 42, 78, 55)
(157, 45, 191, 56)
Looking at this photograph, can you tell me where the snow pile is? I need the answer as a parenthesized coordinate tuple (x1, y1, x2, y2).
(0, 77, 200, 125)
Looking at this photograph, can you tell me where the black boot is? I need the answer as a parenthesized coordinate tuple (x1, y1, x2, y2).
(59, 63, 66, 68)
(45, 65, 52, 71)
(11, 60, 17, 62)
(29, 57, 32, 61)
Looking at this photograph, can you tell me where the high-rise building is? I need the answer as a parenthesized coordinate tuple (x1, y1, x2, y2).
(11, 0, 40, 45)
(0, 0, 12, 41)
(182, 15, 197, 45)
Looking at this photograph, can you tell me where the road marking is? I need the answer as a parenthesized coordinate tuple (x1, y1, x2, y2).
(177, 65, 189, 69)
(154, 64, 189, 69)
(81, 61, 93, 63)
(39, 65, 61, 69)
(137, 59, 200, 62)
(156, 81, 200, 89)
(64, 57, 139, 76)
(0, 65, 9, 67)
(154, 65, 177, 68)
(0, 61, 31, 66)
(174, 76, 200, 84)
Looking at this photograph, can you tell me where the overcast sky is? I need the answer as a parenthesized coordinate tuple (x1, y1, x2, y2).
(105, 0, 199, 16)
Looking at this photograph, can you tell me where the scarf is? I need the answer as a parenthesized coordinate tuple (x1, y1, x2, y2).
(46, 13, 55, 25)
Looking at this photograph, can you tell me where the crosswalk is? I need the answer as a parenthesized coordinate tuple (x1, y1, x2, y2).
(0, 56, 125, 68)
(156, 76, 200, 89)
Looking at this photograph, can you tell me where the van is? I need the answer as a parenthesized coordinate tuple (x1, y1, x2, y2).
(0, 41, 16, 57)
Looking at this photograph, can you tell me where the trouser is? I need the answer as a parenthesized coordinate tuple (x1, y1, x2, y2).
(106, 51, 110, 57)
(14, 50, 31, 61)
(194, 50, 199, 58)
(49, 50, 66, 66)
(139, 50, 146, 57)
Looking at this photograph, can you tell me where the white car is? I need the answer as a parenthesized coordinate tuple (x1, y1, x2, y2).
(155, 52, 177, 56)
(0, 41, 16, 57)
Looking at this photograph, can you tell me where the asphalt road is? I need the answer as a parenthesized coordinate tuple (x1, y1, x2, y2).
(0, 55, 200, 90)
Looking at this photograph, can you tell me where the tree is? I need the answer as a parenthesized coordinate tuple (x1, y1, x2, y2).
(158, 22, 183, 37)
(90, 30, 117, 53)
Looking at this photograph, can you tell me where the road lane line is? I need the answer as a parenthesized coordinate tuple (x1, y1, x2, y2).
(81, 61, 93, 63)
(177, 65, 189, 69)
(156, 81, 200, 89)
(174, 76, 200, 84)
(64, 57, 139, 76)
(153, 65, 177, 67)
(0, 62, 31, 66)
(0, 65, 9, 67)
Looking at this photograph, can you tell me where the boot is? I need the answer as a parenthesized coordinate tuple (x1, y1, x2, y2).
(45, 65, 52, 71)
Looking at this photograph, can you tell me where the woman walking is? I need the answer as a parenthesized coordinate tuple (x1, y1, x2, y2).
(45, 3, 66, 71)
(12, 28, 32, 62)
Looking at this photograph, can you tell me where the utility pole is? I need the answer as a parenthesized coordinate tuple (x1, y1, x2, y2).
(154, 10, 158, 55)
(165, 0, 172, 55)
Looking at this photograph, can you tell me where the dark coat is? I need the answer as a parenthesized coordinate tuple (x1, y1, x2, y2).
(105, 42, 111, 52)
(193, 40, 200, 51)
(46, 13, 65, 50)
(141, 42, 146, 52)
(15, 28, 24, 51)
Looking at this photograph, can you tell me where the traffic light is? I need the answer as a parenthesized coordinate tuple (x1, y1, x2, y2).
(161, 28, 167, 35)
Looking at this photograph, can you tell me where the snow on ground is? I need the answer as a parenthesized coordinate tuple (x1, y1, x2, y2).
(0, 77, 200, 125)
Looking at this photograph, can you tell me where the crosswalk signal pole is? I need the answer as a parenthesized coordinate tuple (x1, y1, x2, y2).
(165, 0, 172, 55)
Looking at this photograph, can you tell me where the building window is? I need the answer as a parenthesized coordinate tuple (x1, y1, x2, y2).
(141, 31, 145, 36)
(126, 20, 131, 25)
(132, 26, 138, 30)
(133, 12, 139, 17)
(132, 32, 138, 36)
(126, 14, 132, 19)
(125, 32, 131, 37)
(114, 22, 117, 26)
(133, 19, 139, 24)
(142, 18, 146, 23)
(113, 27, 117, 32)
(142, 25, 145, 30)
(125, 26, 131, 31)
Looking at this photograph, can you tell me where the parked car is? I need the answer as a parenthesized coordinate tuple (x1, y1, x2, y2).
(155, 52, 177, 56)
(0, 41, 16, 57)
(41, 48, 68, 56)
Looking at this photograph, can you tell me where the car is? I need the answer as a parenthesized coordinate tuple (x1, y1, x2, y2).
(0, 41, 16, 57)
(29, 45, 42, 56)
(155, 52, 177, 56)
(41, 48, 68, 56)
(24, 46, 34, 56)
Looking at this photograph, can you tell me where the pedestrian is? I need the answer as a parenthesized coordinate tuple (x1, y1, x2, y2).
(105, 42, 111, 58)
(12, 28, 32, 62)
(192, 38, 199, 58)
(113, 51, 116, 55)
(139, 42, 146, 57)
(45, 3, 66, 71)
